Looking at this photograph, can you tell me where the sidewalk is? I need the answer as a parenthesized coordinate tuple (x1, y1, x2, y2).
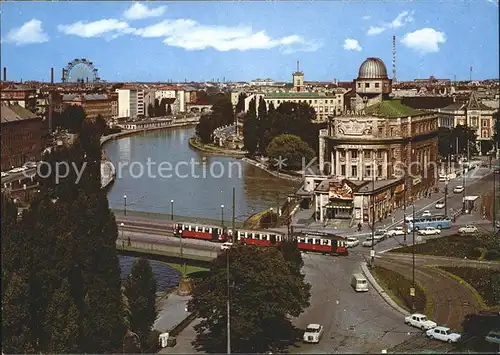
(154, 292, 191, 333)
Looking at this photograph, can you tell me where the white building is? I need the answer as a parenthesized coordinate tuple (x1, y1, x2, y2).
(155, 86, 186, 113)
(117, 89, 138, 119)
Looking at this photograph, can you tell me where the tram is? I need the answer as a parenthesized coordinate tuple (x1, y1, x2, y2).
(236, 229, 285, 246)
(297, 231, 349, 255)
(173, 222, 227, 242)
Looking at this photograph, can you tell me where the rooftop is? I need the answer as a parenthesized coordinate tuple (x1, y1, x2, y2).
(264, 91, 337, 99)
(1, 104, 39, 124)
(365, 99, 425, 118)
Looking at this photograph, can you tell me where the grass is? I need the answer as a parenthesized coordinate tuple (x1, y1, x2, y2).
(371, 265, 427, 314)
(116, 244, 215, 262)
(437, 266, 500, 309)
(389, 233, 500, 261)
(165, 262, 209, 275)
(365, 99, 425, 118)
(188, 137, 245, 155)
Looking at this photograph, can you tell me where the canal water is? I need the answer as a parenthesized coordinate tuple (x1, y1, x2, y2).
(106, 126, 297, 286)
(119, 255, 181, 292)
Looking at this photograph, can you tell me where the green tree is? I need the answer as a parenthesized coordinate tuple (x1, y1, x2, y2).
(44, 279, 81, 353)
(196, 115, 214, 143)
(123, 258, 158, 346)
(95, 114, 107, 135)
(166, 104, 172, 116)
(61, 105, 86, 133)
(247, 97, 257, 120)
(257, 96, 267, 119)
(159, 98, 168, 116)
(493, 111, 499, 149)
(211, 96, 235, 127)
(450, 124, 477, 156)
(2, 272, 34, 354)
(147, 103, 155, 118)
(243, 115, 258, 155)
(266, 134, 315, 171)
(438, 127, 453, 157)
(188, 246, 310, 353)
(235, 92, 247, 113)
(154, 99, 160, 117)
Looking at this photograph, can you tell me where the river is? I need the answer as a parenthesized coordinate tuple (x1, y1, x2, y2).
(104, 126, 297, 286)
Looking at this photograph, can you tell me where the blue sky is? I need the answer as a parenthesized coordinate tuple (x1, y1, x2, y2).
(1, 1, 499, 83)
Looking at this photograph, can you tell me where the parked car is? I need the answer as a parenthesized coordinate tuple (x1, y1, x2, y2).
(1, 172, 9, 178)
(438, 175, 448, 182)
(418, 227, 441, 236)
(346, 237, 359, 248)
(24, 161, 37, 168)
(387, 227, 405, 237)
(303, 324, 324, 343)
(220, 242, 233, 250)
(422, 210, 432, 218)
(435, 201, 445, 209)
(362, 237, 378, 247)
(426, 326, 461, 343)
(404, 313, 437, 330)
(374, 229, 388, 241)
(458, 225, 478, 234)
(453, 186, 465, 193)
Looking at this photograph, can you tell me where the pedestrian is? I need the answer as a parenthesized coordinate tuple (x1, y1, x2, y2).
(357, 222, 362, 232)
(392, 215, 395, 224)
(127, 237, 131, 246)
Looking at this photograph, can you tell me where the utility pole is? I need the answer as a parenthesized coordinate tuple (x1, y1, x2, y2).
(370, 158, 376, 266)
(411, 203, 416, 312)
(494, 171, 497, 231)
(226, 246, 231, 354)
(445, 179, 448, 217)
(276, 192, 280, 227)
(403, 169, 407, 243)
(232, 187, 235, 242)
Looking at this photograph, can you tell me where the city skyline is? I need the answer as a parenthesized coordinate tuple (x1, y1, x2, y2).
(1, 1, 499, 83)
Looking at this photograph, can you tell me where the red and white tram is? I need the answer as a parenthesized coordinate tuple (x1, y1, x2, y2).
(236, 229, 285, 246)
(174, 222, 227, 242)
(297, 232, 348, 255)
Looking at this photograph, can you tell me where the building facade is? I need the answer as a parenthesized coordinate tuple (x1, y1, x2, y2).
(1, 104, 45, 170)
(0, 84, 37, 112)
(155, 86, 186, 113)
(117, 89, 138, 119)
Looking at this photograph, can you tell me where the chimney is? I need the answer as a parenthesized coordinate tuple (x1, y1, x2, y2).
(62, 68, 65, 83)
(51, 67, 54, 84)
(3, 67, 6, 81)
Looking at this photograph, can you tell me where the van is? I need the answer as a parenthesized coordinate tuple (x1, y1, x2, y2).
(351, 273, 368, 292)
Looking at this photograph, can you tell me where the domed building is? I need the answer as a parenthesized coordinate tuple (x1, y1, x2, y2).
(352, 57, 392, 112)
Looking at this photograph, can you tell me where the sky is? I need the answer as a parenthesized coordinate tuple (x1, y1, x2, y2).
(1, 1, 499, 83)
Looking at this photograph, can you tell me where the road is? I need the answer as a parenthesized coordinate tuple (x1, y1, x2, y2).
(1, 167, 37, 184)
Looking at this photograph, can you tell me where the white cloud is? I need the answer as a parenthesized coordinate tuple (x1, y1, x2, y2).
(362, 15, 371, 20)
(135, 19, 322, 52)
(343, 38, 362, 51)
(366, 10, 414, 35)
(4, 19, 49, 45)
(400, 28, 446, 53)
(57, 19, 135, 39)
(123, 3, 167, 20)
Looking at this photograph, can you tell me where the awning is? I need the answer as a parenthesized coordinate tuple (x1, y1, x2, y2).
(325, 204, 352, 209)
(463, 196, 479, 201)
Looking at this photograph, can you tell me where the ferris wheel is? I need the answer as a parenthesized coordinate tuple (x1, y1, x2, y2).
(62, 58, 101, 83)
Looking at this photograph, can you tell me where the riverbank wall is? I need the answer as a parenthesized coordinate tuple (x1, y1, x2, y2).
(188, 137, 246, 158)
(241, 157, 303, 182)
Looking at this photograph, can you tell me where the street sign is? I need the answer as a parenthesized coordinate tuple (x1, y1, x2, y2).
(410, 287, 415, 296)
(370, 250, 375, 257)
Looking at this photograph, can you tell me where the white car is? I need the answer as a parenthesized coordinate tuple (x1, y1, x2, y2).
(458, 225, 478, 234)
(435, 201, 445, 209)
(404, 313, 437, 330)
(346, 237, 359, 248)
(387, 227, 405, 237)
(453, 186, 464, 193)
(374, 229, 388, 241)
(426, 326, 461, 343)
(418, 227, 441, 236)
(362, 237, 378, 247)
(220, 242, 233, 250)
(422, 210, 431, 218)
(1, 172, 9, 178)
(303, 324, 324, 343)
(24, 161, 37, 168)
(438, 175, 448, 182)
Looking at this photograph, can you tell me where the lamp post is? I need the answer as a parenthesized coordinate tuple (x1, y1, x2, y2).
(123, 195, 127, 216)
(171, 199, 174, 221)
(120, 222, 124, 239)
(221, 204, 224, 229)
(226, 240, 231, 354)
(444, 180, 448, 217)
(370, 158, 376, 267)
(411, 203, 416, 312)
(403, 169, 407, 243)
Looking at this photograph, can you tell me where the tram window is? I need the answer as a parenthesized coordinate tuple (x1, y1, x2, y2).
(256, 233, 261, 240)
(194, 226, 199, 232)
(262, 235, 268, 241)
(208, 228, 212, 233)
(322, 239, 329, 245)
(307, 238, 314, 244)
(299, 237, 306, 243)
(315, 239, 321, 245)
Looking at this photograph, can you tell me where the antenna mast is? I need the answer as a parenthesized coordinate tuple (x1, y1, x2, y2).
(297, 60, 300, 72)
(392, 35, 397, 84)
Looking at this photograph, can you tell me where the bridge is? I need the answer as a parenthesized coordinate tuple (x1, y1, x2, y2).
(186, 104, 212, 113)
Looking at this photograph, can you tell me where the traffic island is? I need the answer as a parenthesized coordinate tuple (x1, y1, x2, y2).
(389, 233, 500, 261)
(364, 263, 427, 314)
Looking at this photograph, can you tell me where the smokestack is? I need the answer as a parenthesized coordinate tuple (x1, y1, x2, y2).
(62, 68, 65, 83)
(51, 67, 54, 84)
(3, 67, 6, 81)
(392, 35, 397, 83)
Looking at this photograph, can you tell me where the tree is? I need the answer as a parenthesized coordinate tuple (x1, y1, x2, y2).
(159, 98, 168, 116)
(247, 97, 257, 120)
(147, 103, 155, 118)
(257, 96, 267, 119)
(95, 114, 107, 135)
(44, 279, 80, 353)
(196, 115, 214, 143)
(438, 127, 453, 158)
(154, 99, 160, 117)
(188, 246, 310, 353)
(211, 96, 235, 127)
(235, 92, 247, 113)
(123, 258, 158, 346)
(2, 272, 34, 354)
(266, 134, 316, 171)
(450, 124, 477, 156)
(166, 104, 172, 116)
(493, 111, 499, 150)
(61, 105, 86, 133)
(243, 115, 258, 155)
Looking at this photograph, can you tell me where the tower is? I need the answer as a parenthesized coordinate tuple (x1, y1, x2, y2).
(292, 60, 304, 92)
(392, 35, 397, 84)
(3, 67, 6, 81)
(51, 67, 54, 84)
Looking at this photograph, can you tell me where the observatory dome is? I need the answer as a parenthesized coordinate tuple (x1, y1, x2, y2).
(358, 58, 388, 79)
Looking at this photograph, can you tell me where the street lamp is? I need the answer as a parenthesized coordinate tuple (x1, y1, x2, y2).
(120, 222, 124, 239)
(123, 195, 127, 216)
(221, 204, 224, 228)
(171, 199, 174, 221)
(444, 180, 448, 217)
(411, 204, 416, 312)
